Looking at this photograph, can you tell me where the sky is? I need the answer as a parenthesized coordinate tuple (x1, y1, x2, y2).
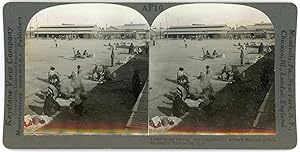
(28, 3, 148, 29)
(152, 4, 272, 28)
(27, 3, 272, 29)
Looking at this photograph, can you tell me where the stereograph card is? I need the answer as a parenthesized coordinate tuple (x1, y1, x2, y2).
(2, 0, 297, 149)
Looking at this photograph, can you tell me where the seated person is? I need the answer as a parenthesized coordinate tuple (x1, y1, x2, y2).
(43, 84, 61, 116)
(102, 66, 112, 81)
(221, 65, 230, 81)
(177, 67, 189, 89)
(48, 67, 60, 89)
(172, 84, 189, 117)
(189, 72, 210, 100)
(75, 50, 84, 59)
(231, 65, 241, 81)
(91, 65, 105, 82)
(91, 65, 99, 80)
(206, 50, 211, 56)
(204, 50, 214, 59)
(83, 50, 88, 56)
(76, 50, 81, 56)
(212, 50, 218, 56)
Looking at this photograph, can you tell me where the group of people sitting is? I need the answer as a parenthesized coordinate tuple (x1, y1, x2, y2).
(44, 66, 87, 117)
(73, 48, 91, 59)
(173, 67, 215, 117)
(90, 65, 112, 84)
(202, 48, 224, 59)
(219, 65, 241, 82)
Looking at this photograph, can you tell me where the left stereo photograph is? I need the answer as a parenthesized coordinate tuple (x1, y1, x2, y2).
(23, 3, 149, 135)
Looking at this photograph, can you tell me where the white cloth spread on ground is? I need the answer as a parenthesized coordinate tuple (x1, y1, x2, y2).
(24, 114, 53, 135)
(184, 98, 204, 108)
(149, 116, 182, 132)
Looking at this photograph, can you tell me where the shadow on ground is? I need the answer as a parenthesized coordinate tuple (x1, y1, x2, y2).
(171, 51, 275, 133)
(39, 53, 149, 133)
(165, 78, 177, 85)
(37, 77, 49, 84)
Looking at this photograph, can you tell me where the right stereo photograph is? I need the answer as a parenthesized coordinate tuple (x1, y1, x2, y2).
(148, 3, 275, 135)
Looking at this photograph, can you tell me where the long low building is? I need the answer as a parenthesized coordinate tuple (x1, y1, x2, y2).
(231, 23, 274, 39)
(104, 23, 152, 39)
(164, 23, 274, 39)
(164, 24, 232, 39)
(33, 24, 101, 39)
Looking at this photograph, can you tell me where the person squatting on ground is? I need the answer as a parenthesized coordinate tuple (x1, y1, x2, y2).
(172, 72, 215, 118)
(132, 69, 142, 100)
(43, 84, 61, 116)
(220, 65, 231, 81)
(189, 72, 215, 102)
(90, 65, 112, 83)
(48, 66, 60, 89)
(231, 65, 241, 81)
(177, 67, 189, 90)
(67, 71, 87, 115)
(83, 50, 88, 57)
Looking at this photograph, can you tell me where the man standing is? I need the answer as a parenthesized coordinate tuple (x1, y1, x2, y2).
(54, 37, 58, 48)
(129, 43, 134, 54)
(111, 49, 115, 67)
(205, 65, 213, 78)
(258, 42, 264, 54)
(240, 49, 244, 66)
(202, 48, 205, 59)
(184, 38, 188, 48)
(77, 65, 82, 77)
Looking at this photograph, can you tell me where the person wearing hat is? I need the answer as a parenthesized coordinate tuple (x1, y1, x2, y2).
(48, 66, 60, 88)
(177, 67, 189, 89)
(77, 65, 82, 77)
(205, 65, 213, 78)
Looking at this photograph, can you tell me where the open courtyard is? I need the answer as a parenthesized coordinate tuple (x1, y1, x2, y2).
(149, 39, 275, 134)
(24, 38, 148, 134)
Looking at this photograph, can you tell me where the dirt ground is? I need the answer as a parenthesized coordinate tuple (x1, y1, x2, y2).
(148, 39, 275, 134)
(24, 38, 148, 134)
(171, 51, 275, 133)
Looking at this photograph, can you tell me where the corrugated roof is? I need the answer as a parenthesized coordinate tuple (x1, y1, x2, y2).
(235, 23, 274, 31)
(169, 24, 228, 29)
(39, 24, 97, 28)
(33, 31, 98, 34)
(36, 27, 100, 32)
(106, 24, 150, 32)
(164, 31, 229, 35)
(166, 27, 231, 32)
